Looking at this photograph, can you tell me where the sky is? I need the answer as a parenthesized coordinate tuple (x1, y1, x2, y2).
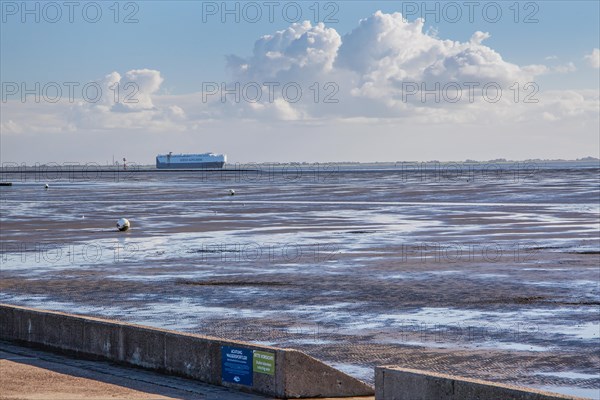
(1, 0, 599, 164)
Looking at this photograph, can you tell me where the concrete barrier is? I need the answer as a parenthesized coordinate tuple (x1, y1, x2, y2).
(0, 304, 374, 398)
(375, 366, 586, 400)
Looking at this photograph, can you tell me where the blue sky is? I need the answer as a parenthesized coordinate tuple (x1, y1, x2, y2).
(1, 1, 599, 163)
(2, 1, 598, 90)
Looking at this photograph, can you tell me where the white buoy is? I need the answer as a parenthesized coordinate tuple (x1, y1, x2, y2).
(44, 183, 49, 189)
(229, 189, 235, 196)
(117, 218, 130, 231)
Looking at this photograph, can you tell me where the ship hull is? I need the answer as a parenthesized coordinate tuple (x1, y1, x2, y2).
(156, 161, 225, 169)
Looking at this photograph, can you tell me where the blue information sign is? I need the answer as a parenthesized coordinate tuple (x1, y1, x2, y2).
(221, 346, 253, 386)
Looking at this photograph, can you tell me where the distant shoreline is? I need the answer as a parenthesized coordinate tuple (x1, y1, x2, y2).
(1, 158, 599, 174)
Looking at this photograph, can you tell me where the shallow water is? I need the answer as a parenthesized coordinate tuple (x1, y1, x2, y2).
(1, 165, 599, 395)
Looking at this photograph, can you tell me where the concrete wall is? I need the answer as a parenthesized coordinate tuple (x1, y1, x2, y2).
(375, 366, 586, 400)
(0, 304, 373, 398)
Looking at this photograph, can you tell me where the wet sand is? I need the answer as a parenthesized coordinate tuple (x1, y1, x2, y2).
(1, 166, 599, 398)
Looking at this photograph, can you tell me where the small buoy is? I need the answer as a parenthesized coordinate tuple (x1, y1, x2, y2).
(44, 184, 49, 189)
(117, 218, 130, 231)
(229, 189, 235, 196)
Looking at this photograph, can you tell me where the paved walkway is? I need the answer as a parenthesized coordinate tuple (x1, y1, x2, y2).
(0, 341, 373, 400)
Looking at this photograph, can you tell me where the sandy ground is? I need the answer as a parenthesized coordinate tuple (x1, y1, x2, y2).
(1, 166, 599, 398)
(1, 359, 176, 400)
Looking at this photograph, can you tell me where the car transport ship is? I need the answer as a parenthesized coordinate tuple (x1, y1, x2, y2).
(156, 152, 227, 169)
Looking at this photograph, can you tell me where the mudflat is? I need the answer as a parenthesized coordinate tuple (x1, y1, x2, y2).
(1, 166, 598, 398)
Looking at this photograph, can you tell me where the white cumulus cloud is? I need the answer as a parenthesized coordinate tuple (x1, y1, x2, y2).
(105, 69, 164, 112)
(221, 11, 549, 119)
(336, 12, 542, 94)
(584, 48, 600, 69)
(227, 21, 341, 82)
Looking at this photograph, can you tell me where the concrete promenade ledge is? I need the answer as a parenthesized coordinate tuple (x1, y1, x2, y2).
(1, 304, 590, 400)
(0, 340, 269, 400)
(375, 366, 588, 400)
(0, 304, 374, 398)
